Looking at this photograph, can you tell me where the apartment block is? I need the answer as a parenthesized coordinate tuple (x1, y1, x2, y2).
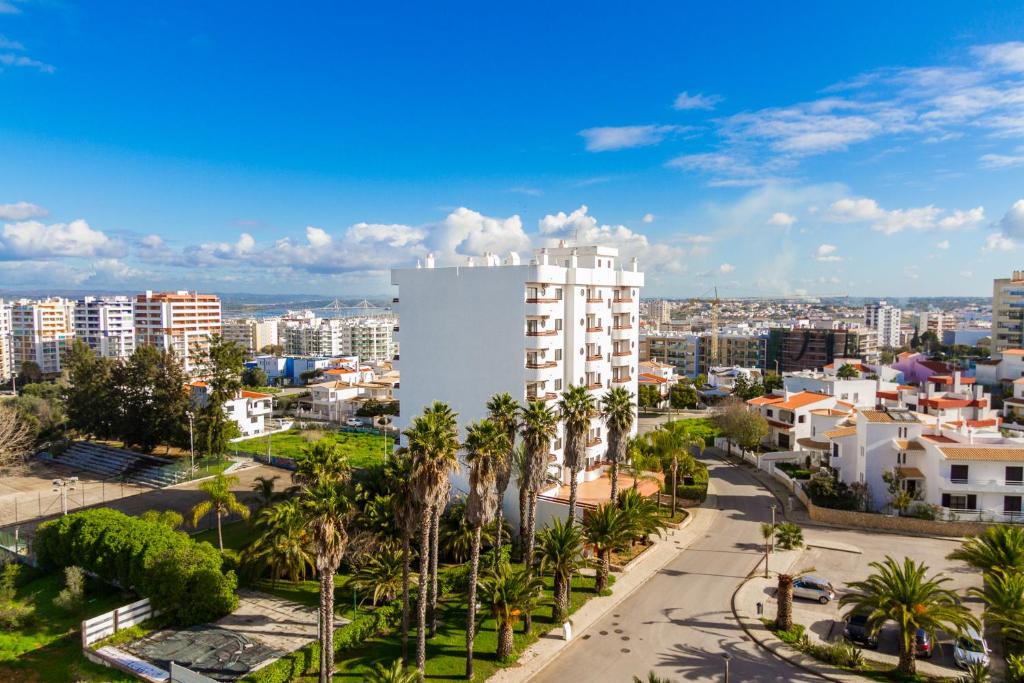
(993, 271, 1024, 354)
(0, 300, 11, 383)
(767, 328, 878, 373)
(648, 299, 671, 325)
(864, 300, 902, 349)
(392, 244, 643, 492)
(222, 317, 280, 354)
(11, 298, 76, 376)
(640, 332, 699, 376)
(74, 296, 135, 360)
(133, 291, 221, 372)
(283, 316, 396, 360)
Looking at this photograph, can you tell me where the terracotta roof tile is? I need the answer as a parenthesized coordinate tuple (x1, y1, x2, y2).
(939, 445, 1024, 462)
(824, 426, 857, 438)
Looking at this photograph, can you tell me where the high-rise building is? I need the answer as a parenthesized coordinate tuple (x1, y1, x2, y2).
(993, 271, 1024, 354)
(282, 316, 396, 360)
(392, 244, 643, 490)
(864, 300, 902, 348)
(767, 328, 878, 373)
(74, 296, 135, 359)
(133, 291, 221, 372)
(0, 299, 12, 383)
(222, 317, 280, 354)
(918, 311, 947, 337)
(11, 298, 76, 376)
(640, 329, 768, 377)
(648, 299, 671, 325)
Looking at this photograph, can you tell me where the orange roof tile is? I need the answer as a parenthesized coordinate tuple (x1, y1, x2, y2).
(747, 394, 784, 406)
(638, 373, 668, 385)
(938, 445, 1024, 461)
(777, 392, 834, 410)
(241, 390, 271, 399)
(824, 426, 857, 438)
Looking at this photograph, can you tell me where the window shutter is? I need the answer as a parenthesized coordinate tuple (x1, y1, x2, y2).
(967, 494, 977, 510)
(941, 494, 951, 508)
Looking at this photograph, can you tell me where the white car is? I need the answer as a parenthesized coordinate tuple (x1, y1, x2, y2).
(792, 575, 836, 604)
(953, 628, 990, 669)
(344, 418, 364, 428)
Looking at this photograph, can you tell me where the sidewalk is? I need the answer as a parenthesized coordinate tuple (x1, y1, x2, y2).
(487, 503, 719, 682)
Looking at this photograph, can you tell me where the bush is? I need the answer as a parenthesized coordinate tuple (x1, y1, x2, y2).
(35, 508, 237, 625)
(0, 562, 34, 629)
(53, 565, 86, 613)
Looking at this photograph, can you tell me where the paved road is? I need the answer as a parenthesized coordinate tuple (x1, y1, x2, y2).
(531, 453, 818, 683)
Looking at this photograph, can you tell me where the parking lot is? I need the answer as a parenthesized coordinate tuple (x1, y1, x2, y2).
(779, 526, 987, 676)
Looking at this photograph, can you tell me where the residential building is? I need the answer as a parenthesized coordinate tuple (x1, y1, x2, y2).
(74, 296, 135, 359)
(891, 352, 953, 384)
(283, 316, 396, 360)
(782, 367, 878, 407)
(746, 390, 839, 450)
(640, 332, 699, 376)
(0, 300, 11, 383)
(222, 317, 280, 355)
(251, 354, 336, 386)
(699, 331, 768, 373)
(189, 382, 273, 438)
(864, 300, 902, 349)
(943, 328, 992, 348)
(133, 291, 221, 373)
(10, 298, 76, 376)
(638, 359, 675, 407)
(767, 328, 878, 373)
(919, 311, 947, 337)
(993, 271, 1024, 354)
(975, 349, 1024, 388)
(391, 244, 643, 491)
(648, 299, 671, 325)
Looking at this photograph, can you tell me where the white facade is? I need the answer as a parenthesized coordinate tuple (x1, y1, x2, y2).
(0, 300, 11, 382)
(864, 300, 902, 348)
(782, 370, 878, 407)
(747, 390, 839, 450)
(74, 296, 135, 359)
(975, 349, 1024, 387)
(648, 299, 671, 325)
(134, 291, 221, 373)
(10, 298, 76, 376)
(189, 383, 272, 438)
(222, 317, 280, 354)
(392, 244, 644, 488)
(283, 316, 396, 360)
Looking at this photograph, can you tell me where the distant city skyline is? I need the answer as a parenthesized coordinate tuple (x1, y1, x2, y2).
(2, 2, 1024, 296)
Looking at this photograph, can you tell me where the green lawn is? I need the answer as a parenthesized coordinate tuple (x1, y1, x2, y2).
(232, 428, 394, 470)
(0, 571, 137, 682)
(192, 518, 257, 552)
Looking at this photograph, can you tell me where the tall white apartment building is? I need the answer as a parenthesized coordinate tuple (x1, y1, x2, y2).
(0, 299, 12, 383)
(283, 316, 396, 360)
(919, 311, 947, 337)
(222, 317, 280, 354)
(648, 299, 671, 325)
(74, 296, 135, 359)
(11, 298, 76, 376)
(864, 300, 902, 348)
(133, 291, 221, 372)
(392, 244, 644, 496)
(993, 271, 1024, 354)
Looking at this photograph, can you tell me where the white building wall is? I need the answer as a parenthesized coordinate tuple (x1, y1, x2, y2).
(74, 296, 135, 359)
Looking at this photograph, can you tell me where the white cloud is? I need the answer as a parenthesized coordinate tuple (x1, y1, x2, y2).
(980, 153, 1024, 169)
(814, 244, 842, 262)
(718, 263, 735, 274)
(672, 91, 722, 110)
(507, 186, 543, 197)
(305, 226, 333, 249)
(984, 233, 1016, 252)
(972, 42, 1024, 73)
(579, 124, 685, 152)
(642, 213, 654, 223)
(825, 197, 984, 234)
(936, 239, 950, 250)
(665, 152, 769, 185)
(1001, 199, 1024, 237)
(0, 201, 47, 221)
(0, 36, 24, 50)
(0, 219, 123, 259)
(0, 53, 54, 73)
(767, 211, 796, 227)
(432, 207, 531, 258)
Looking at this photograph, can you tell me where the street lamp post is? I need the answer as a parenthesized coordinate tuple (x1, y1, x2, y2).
(770, 503, 777, 553)
(52, 477, 78, 516)
(722, 652, 731, 683)
(186, 410, 195, 474)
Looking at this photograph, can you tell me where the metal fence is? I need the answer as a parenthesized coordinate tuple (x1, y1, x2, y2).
(0, 478, 142, 528)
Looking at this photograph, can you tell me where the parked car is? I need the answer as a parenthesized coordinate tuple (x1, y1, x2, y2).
(915, 629, 933, 659)
(792, 575, 835, 604)
(344, 418, 364, 428)
(843, 613, 878, 648)
(953, 628, 989, 669)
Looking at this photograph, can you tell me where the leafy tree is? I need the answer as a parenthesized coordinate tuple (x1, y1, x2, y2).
(920, 330, 940, 352)
(241, 366, 268, 388)
(139, 509, 183, 530)
(195, 335, 245, 455)
(537, 518, 585, 623)
(836, 363, 859, 379)
(882, 468, 920, 515)
(190, 473, 251, 551)
(463, 418, 506, 679)
(0, 562, 33, 629)
(63, 340, 116, 438)
(356, 399, 399, 417)
(113, 345, 188, 452)
(910, 328, 921, 350)
(17, 361, 42, 385)
(52, 565, 86, 613)
(840, 556, 979, 675)
(478, 566, 544, 660)
(638, 384, 661, 410)
(601, 387, 635, 504)
(763, 373, 783, 392)
(582, 503, 634, 594)
(669, 381, 698, 409)
(0, 403, 35, 467)
(259, 344, 284, 356)
(367, 659, 419, 683)
(243, 498, 313, 586)
(969, 568, 1024, 646)
(949, 525, 1024, 574)
(486, 392, 519, 566)
(559, 385, 596, 523)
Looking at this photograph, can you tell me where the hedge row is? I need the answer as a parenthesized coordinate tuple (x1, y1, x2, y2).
(35, 507, 238, 625)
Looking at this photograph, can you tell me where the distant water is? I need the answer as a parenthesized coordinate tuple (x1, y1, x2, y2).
(222, 298, 394, 320)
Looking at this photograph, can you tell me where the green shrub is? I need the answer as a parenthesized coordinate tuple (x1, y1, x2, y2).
(53, 565, 86, 613)
(0, 562, 34, 629)
(35, 508, 237, 625)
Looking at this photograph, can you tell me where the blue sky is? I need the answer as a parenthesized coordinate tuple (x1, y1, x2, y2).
(2, 1, 1024, 297)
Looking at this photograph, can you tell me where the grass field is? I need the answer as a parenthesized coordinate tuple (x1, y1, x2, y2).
(232, 428, 394, 470)
(0, 571, 137, 682)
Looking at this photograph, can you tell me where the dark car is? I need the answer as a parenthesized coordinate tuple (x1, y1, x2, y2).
(844, 614, 878, 649)
(916, 629, 933, 659)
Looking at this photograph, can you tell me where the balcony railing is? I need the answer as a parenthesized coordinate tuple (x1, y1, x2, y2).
(586, 437, 603, 448)
(526, 361, 558, 369)
(526, 297, 560, 304)
(612, 350, 631, 357)
(526, 329, 558, 337)
(586, 297, 603, 303)
(586, 326, 603, 333)
(613, 324, 632, 330)
(526, 391, 558, 402)
(613, 297, 634, 304)
(612, 376, 632, 383)
(586, 354, 602, 361)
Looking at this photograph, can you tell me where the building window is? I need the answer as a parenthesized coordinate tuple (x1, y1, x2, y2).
(555, 349, 562, 361)
(554, 379, 562, 391)
(555, 319, 563, 331)
(798, 415, 805, 424)
(1008, 466, 1023, 485)
(942, 493, 976, 510)
(950, 464, 969, 483)
(766, 409, 773, 417)
(1005, 496, 1022, 514)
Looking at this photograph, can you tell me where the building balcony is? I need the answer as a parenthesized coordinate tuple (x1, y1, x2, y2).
(612, 299, 633, 313)
(612, 349, 631, 357)
(526, 391, 558, 402)
(527, 329, 558, 337)
(586, 296, 603, 304)
(585, 325, 603, 333)
(612, 375, 632, 384)
(586, 382, 603, 390)
(613, 323, 632, 330)
(585, 353, 602, 362)
(942, 479, 1024, 494)
(586, 437, 603, 448)
(526, 360, 558, 369)
(526, 297, 560, 304)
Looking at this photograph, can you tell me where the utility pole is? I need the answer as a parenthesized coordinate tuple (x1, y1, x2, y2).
(52, 477, 77, 515)
(770, 503, 777, 553)
(722, 652, 731, 683)
(186, 411, 195, 474)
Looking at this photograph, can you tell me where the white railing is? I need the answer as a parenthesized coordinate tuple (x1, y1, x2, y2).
(82, 597, 159, 647)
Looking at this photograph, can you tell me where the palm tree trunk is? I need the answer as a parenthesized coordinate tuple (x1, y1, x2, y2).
(671, 459, 678, 516)
(320, 568, 336, 682)
(494, 501, 504, 567)
(217, 511, 224, 551)
(429, 505, 441, 638)
(465, 525, 482, 680)
(776, 575, 793, 631)
(610, 455, 619, 505)
(523, 491, 538, 635)
(518, 484, 527, 556)
(416, 512, 431, 677)
(553, 573, 568, 623)
(497, 621, 514, 660)
(567, 465, 580, 523)
(596, 550, 609, 593)
(401, 528, 411, 666)
(898, 630, 917, 675)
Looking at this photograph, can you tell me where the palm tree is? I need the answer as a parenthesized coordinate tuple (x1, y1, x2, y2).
(367, 658, 420, 683)
(840, 556, 979, 675)
(511, 443, 530, 550)
(405, 402, 460, 676)
(771, 526, 805, 631)
(960, 663, 992, 683)
(519, 400, 559, 635)
(302, 479, 351, 683)
(624, 434, 659, 495)
(439, 500, 497, 563)
(352, 543, 414, 606)
(478, 566, 544, 660)
(244, 499, 313, 586)
(368, 659, 419, 683)
(969, 567, 1024, 646)
(387, 452, 419, 666)
(189, 473, 250, 551)
(293, 439, 351, 487)
(463, 418, 508, 679)
(423, 402, 457, 640)
(632, 674, 677, 683)
(651, 422, 699, 516)
(251, 475, 279, 510)
(617, 489, 665, 544)
(537, 518, 585, 623)
(487, 392, 520, 564)
(582, 503, 634, 594)
(559, 385, 596, 523)
(759, 523, 774, 579)
(775, 522, 804, 550)
(949, 525, 1024, 574)
(601, 386, 635, 504)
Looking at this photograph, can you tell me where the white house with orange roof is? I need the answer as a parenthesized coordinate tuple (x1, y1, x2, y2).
(747, 390, 838, 450)
(638, 359, 676, 407)
(189, 382, 273, 437)
(974, 348, 1024, 388)
(782, 368, 879, 408)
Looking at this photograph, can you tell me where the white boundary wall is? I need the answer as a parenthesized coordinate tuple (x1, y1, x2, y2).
(82, 597, 158, 647)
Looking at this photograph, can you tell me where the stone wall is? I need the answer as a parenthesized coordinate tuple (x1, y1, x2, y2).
(804, 499, 992, 538)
